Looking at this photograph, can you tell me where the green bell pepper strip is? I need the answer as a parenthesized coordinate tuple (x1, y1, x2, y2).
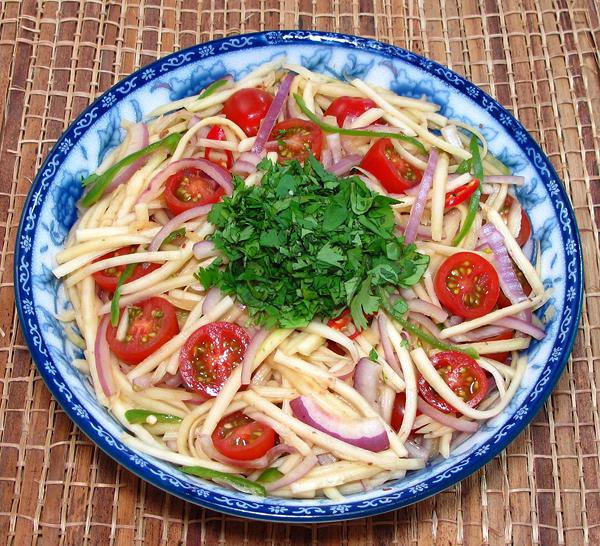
(396, 317, 479, 360)
(80, 132, 182, 207)
(256, 467, 284, 484)
(161, 227, 186, 247)
(293, 94, 427, 155)
(110, 263, 136, 327)
(125, 409, 183, 424)
(180, 466, 267, 496)
(452, 136, 484, 247)
(198, 78, 229, 100)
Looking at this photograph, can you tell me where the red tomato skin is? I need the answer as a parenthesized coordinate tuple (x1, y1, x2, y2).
(417, 351, 489, 414)
(92, 247, 160, 293)
(106, 297, 180, 365)
(163, 167, 225, 216)
(179, 322, 250, 397)
(359, 138, 422, 194)
(434, 251, 500, 320)
(211, 411, 276, 460)
(204, 125, 233, 169)
(223, 88, 273, 137)
(445, 179, 480, 208)
(324, 96, 377, 127)
(481, 331, 514, 363)
(270, 118, 323, 162)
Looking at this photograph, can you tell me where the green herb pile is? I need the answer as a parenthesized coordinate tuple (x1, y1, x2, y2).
(196, 156, 429, 330)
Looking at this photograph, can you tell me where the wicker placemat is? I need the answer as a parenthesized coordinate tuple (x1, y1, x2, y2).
(1, 1, 599, 544)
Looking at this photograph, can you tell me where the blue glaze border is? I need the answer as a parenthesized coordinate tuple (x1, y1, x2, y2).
(14, 31, 583, 522)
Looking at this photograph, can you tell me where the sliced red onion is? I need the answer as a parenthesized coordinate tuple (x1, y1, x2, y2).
(321, 149, 333, 169)
(479, 223, 527, 307)
(132, 374, 154, 389)
(450, 324, 510, 343)
(252, 72, 295, 155)
(407, 299, 448, 324)
(193, 240, 217, 260)
(416, 397, 478, 433)
(265, 454, 318, 492)
(440, 125, 463, 149)
(493, 316, 545, 340)
(161, 372, 183, 388)
(446, 315, 463, 327)
(404, 437, 433, 460)
(484, 175, 525, 185)
(241, 328, 269, 385)
(182, 394, 209, 405)
(95, 316, 115, 398)
(290, 396, 389, 452)
(198, 434, 295, 469)
(328, 154, 362, 176)
(191, 124, 210, 146)
(148, 204, 213, 252)
(404, 150, 439, 243)
(287, 92, 300, 119)
(409, 312, 442, 338)
(232, 151, 262, 176)
(166, 439, 178, 450)
(106, 123, 149, 193)
(353, 357, 380, 409)
(317, 453, 337, 465)
(202, 287, 221, 315)
(399, 288, 417, 300)
(139, 158, 233, 204)
(377, 313, 401, 374)
(326, 132, 343, 163)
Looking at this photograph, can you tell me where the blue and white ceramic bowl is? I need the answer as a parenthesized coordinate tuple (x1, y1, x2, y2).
(14, 31, 583, 522)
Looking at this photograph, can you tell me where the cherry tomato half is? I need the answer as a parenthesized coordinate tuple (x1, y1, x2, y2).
(204, 125, 233, 169)
(445, 179, 480, 208)
(163, 167, 225, 216)
(92, 246, 160, 293)
(222, 88, 273, 137)
(434, 251, 500, 319)
(106, 297, 179, 365)
(324, 96, 377, 127)
(359, 138, 423, 194)
(500, 195, 532, 246)
(417, 351, 489, 414)
(481, 330, 514, 363)
(391, 392, 423, 432)
(211, 411, 276, 460)
(327, 309, 360, 340)
(179, 322, 250, 397)
(269, 118, 323, 162)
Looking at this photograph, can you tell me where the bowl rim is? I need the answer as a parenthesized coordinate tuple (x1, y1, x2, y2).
(13, 30, 584, 522)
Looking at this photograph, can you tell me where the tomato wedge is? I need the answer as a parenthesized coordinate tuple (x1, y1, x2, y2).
(106, 297, 179, 365)
(179, 322, 250, 397)
(391, 392, 423, 432)
(500, 195, 532, 246)
(324, 96, 377, 127)
(481, 331, 514, 363)
(204, 125, 233, 169)
(417, 351, 489, 414)
(327, 309, 360, 340)
(163, 167, 225, 215)
(359, 138, 423, 194)
(445, 179, 480, 208)
(92, 246, 160, 293)
(223, 88, 273, 137)
(211, 411, 276, 460)
(434, 252, 500, 319)
(269, 118, 323, 162)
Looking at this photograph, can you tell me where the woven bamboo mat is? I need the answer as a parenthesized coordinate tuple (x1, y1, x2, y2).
(0, 0, 599, 544)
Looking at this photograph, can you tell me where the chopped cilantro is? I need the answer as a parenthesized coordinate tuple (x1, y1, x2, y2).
(368, 349, 379, 362)
(196, 156, 429, 329)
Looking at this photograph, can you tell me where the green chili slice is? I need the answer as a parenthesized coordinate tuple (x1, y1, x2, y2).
(452, 136, 483, 247)
(125, 409, 183, 424)
(81, 132, 182, 207)
(180, 466, 267, 496)
(256, 467, 284, 484)
(110, 262, 136, 327)
(198, 78, 229, 100)
(293, 94, 427, 155)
